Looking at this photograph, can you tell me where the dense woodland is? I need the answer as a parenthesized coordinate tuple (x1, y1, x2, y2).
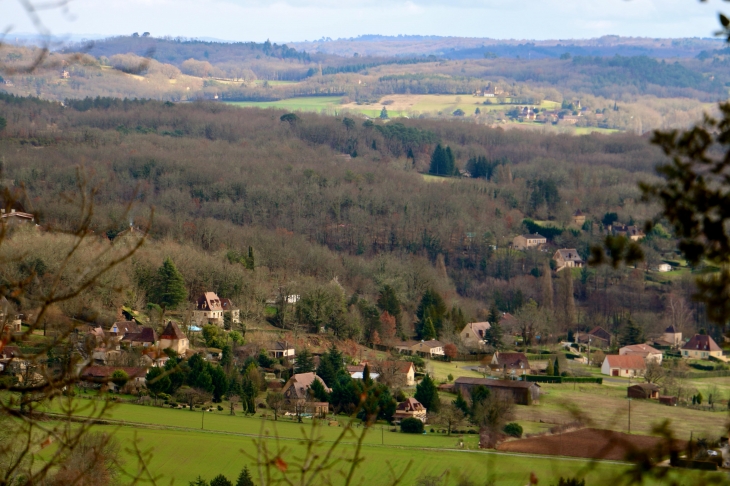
(0, 36, 727, 133)
(0, 93, 721, 350)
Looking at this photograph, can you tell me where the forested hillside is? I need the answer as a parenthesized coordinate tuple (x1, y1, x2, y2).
(0, 93, 718, 347)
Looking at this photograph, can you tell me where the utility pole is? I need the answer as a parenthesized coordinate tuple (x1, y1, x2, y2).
(628, 376, 631, 434)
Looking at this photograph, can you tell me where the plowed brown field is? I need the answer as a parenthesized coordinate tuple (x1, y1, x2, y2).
(497, 428, 682, 461)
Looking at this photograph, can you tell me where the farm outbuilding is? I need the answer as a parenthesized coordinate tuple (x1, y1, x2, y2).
(659, 396, 678, 406)
(627, 383, 660, 399)
(453, 377, 540, 405)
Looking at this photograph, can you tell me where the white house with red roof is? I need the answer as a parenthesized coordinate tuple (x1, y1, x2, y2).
(601, 355, 646, 377)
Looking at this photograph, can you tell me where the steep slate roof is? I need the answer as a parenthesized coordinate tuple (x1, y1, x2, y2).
(396, 398, 425, 412)
(463, 322, 491, 338)
(494, 352, 530, 369)
(454, 377, 540, 390)
(664, 325, 677, 333)
(220, 298, 236, 311)
(160, 321, 186, 340)
(604, 355, 646, 370)
(195, 292, 223, 311)
(282, 372, 331, 399)
(589, 326, 612, 341)
(555, 249, 583, 263)
(269, 341, 294, 351)
(123, 327, 157, 344)
(521, 233, 546, 240)
(682, 334, 722, 352)
(112, 320, 139, 335)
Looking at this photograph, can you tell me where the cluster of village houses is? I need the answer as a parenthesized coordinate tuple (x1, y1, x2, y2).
(511, 213, 673, 273)
(0, 282, 725, 423)
(0, 202, 725, 422)
(473, 84, 601, 125)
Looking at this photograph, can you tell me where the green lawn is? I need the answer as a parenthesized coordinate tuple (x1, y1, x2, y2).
(226, 96, 344, 113)
(38, 389, 721, 484)
(103, 425, 645, 486)
(426, 359, 484, 383)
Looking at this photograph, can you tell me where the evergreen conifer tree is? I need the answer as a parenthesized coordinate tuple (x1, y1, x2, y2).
(444, 146, 456, 175)
(362, 363, 371, 385)
(377, 285, 402, 328)
(429, 144, 445, 175)
(245, 246, 255, 270)
(210, 474, 233, 486)
(416, 289, 447, 338)
(554, 357, 560, 377)
(380, 107, 389, 119)
(150, 258, 187, 310)
(484, 305, 504, 350)
(546, 359, 554, 376)
(453, 389, 469, 415)
(235, 466, 255, 486)
(414, 374, 439, 412)
(620, 318, 645, 346)
(294, 349, 315, 374)
(422, 317, 437, 340)
(309, 376, 330, 402)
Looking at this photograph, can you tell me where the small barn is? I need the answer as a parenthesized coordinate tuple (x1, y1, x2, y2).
(659, 396, 678, 406)
(627, 383, 660, 399)
(454, 377, 540, 405)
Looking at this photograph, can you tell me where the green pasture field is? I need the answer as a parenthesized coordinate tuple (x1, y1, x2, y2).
(511, 378, 729, 439)
(226, 96, 344, 112)
(102, 425, 648, 486)
(425, 359, 484, 382)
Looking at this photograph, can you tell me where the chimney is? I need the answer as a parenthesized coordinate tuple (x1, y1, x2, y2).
(10, 209, 15, 213)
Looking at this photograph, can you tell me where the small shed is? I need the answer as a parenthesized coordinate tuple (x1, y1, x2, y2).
(627, 383, 660, 399)
(659, 396, 678, 406)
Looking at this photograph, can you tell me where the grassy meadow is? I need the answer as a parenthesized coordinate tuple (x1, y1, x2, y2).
(35, 366, 729, 485)
(102, 425, 645, 486)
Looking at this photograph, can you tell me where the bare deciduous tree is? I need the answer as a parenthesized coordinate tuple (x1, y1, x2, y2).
(265, 391, 285, 421)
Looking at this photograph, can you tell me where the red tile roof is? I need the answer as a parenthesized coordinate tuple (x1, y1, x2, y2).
(604, 355, 646, 370)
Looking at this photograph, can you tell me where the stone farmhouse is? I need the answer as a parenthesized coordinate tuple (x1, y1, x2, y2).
(681, 334, 724, 360)
(393, 398, 427, 423)
(460, 321, 490, 350)
(512, 233, 546, 250)
(554, 249, 584, 271)
(282, 372, 331, 404)
(159, 321, 189, 355)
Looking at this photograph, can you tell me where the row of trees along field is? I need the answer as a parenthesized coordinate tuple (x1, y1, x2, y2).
(0, 93, 717, 346)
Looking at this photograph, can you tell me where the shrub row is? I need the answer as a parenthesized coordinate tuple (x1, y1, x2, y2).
(689, 362, 727, 371)
(524, 354, 557, 361)
(525, 376, 602, 384)
(685, 370, 730, 379)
